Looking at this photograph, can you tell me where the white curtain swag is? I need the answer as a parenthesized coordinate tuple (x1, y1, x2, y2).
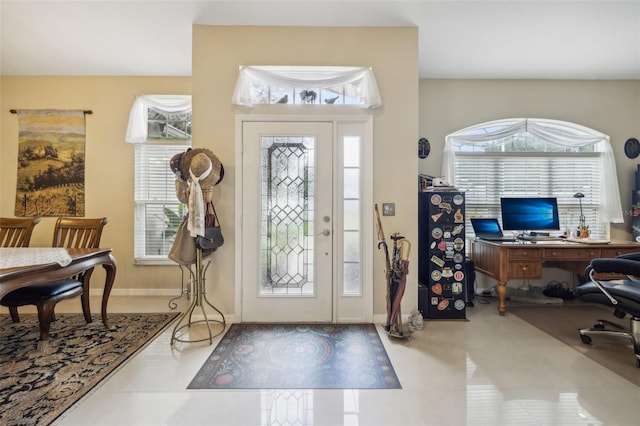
(232, 66, 382, 108)
(126, 95, 191, 143)
(443, 118, 623, 223)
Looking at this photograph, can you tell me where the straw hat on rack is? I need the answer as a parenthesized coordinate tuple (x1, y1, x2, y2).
(171, 148, 224, 204)
(183, 149, 221, 237)
(181, 148, 224, 189)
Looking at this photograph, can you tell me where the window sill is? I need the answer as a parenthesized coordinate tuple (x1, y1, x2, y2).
(134, 258, 177, 266)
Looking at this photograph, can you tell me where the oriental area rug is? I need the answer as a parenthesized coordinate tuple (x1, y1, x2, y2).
(188, 323, 401, 389)
(509, 303, 640, 387)
(0, 312, 178, 426)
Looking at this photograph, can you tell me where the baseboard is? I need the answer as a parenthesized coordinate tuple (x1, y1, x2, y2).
(90, 289, 386, 326)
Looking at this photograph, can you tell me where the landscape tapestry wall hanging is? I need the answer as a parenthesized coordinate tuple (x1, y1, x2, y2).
(14, 109, 86, 217)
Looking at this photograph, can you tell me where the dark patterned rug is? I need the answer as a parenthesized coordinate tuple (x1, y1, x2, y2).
(0, 312, 178, 426)
(188, 323, 401, 389)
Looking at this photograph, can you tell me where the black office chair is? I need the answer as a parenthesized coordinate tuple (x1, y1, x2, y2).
(576, 252, 640, 368)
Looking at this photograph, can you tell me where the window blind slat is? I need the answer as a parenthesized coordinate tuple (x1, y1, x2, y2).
(457, 154, 603, 237)
(134, 143, 190, 260)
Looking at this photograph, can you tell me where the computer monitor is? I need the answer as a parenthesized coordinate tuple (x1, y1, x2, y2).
(500, 197, 560, 232)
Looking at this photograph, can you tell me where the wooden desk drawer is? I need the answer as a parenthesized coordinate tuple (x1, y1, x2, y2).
(508, 261, 541, 278)
(601, 247, 640, 258)
(544, 248, 600, 260)
(507, 248, 542, 260)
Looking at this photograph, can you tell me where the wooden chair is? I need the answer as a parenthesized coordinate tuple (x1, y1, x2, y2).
(1, 279, 84, 344)
(0, 216, 41, 247)
(1, 217, 109, 345)
(51, 217, 109, 319)
(52, 217, 108, 249)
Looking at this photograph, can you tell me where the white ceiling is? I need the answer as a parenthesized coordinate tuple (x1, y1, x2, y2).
(1, 0, 639, 79)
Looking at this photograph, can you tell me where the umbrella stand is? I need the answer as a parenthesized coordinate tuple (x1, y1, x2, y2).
(388, 234, 411, 338)
(375, 204, 412, 340)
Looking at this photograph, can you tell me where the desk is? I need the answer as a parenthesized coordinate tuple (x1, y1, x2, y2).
(0, 248, 117, 328)
(468, 239, 639, 315)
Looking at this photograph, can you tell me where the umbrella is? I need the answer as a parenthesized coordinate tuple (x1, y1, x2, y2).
(388, 234, 411, 336)
(375, 204, 411, 338)
(374, 204, 392, 326)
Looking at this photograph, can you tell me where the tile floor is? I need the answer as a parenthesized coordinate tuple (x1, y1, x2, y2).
(7, 295, 640, 425)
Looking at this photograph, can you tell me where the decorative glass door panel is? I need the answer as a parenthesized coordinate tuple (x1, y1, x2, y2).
(260, 137, 314, 296)
(242, 122, 333, 322)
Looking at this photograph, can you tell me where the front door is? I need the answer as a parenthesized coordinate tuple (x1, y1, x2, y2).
(241, 121, 333, 322)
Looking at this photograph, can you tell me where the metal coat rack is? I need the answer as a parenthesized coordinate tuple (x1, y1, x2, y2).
(168, 265, 191, 309)
(170, 247, 226, 345)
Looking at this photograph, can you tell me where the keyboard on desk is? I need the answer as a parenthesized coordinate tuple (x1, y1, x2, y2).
(517, 234, 562, 242)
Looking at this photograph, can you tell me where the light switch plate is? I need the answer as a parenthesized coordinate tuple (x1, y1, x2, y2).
(382, 203, 395, 216)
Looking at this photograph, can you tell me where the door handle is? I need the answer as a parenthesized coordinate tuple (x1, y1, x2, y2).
(318, 229, 331, 237)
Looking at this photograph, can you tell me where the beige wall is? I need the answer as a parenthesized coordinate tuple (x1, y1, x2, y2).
(191, 25, 420, 318)
(419, 79, 640, 240)
(1, 76, 191, 294)
(0, 26, 420, 320)
(4, 38, 636, 318)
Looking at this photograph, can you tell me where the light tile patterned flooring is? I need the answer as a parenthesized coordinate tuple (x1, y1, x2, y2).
(4, 295, 639, 425)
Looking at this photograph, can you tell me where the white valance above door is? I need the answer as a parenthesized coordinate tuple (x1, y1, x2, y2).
(232, 66, 382, 108)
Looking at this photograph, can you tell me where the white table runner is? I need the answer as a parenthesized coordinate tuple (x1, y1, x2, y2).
(0, 247, 72, 269)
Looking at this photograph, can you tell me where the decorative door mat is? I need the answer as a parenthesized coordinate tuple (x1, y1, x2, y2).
(188, 323, 401, 389)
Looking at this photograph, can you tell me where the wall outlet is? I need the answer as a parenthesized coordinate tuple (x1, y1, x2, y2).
(382, 203, 395, 216)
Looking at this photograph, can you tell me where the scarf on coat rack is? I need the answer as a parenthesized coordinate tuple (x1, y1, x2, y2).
(187, 162, 212, 238)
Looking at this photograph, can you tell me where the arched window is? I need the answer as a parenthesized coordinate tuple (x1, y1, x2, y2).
(443, 118, 623, 239)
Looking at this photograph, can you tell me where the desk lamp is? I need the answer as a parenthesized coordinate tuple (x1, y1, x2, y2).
(574, 192, 585, 231)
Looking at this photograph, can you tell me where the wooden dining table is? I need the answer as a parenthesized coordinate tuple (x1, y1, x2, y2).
(0, 247, 117, 329)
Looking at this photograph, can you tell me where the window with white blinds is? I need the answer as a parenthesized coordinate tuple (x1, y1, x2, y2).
(457, 152, 604, 237)
(134, 143, 190, 264)
(127, 95, 192, 264)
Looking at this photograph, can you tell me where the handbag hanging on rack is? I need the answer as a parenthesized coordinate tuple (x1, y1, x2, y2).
(168, 215, 196, 266)
(197, 201, 224, 254)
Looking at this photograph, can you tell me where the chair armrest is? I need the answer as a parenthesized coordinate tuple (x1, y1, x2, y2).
(586, 269, 618, 305)
(582, 255, 640, 306)
(581, 253, 640, 306)
(591, 258, 640, 277)
(614, 252, 640, 262)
